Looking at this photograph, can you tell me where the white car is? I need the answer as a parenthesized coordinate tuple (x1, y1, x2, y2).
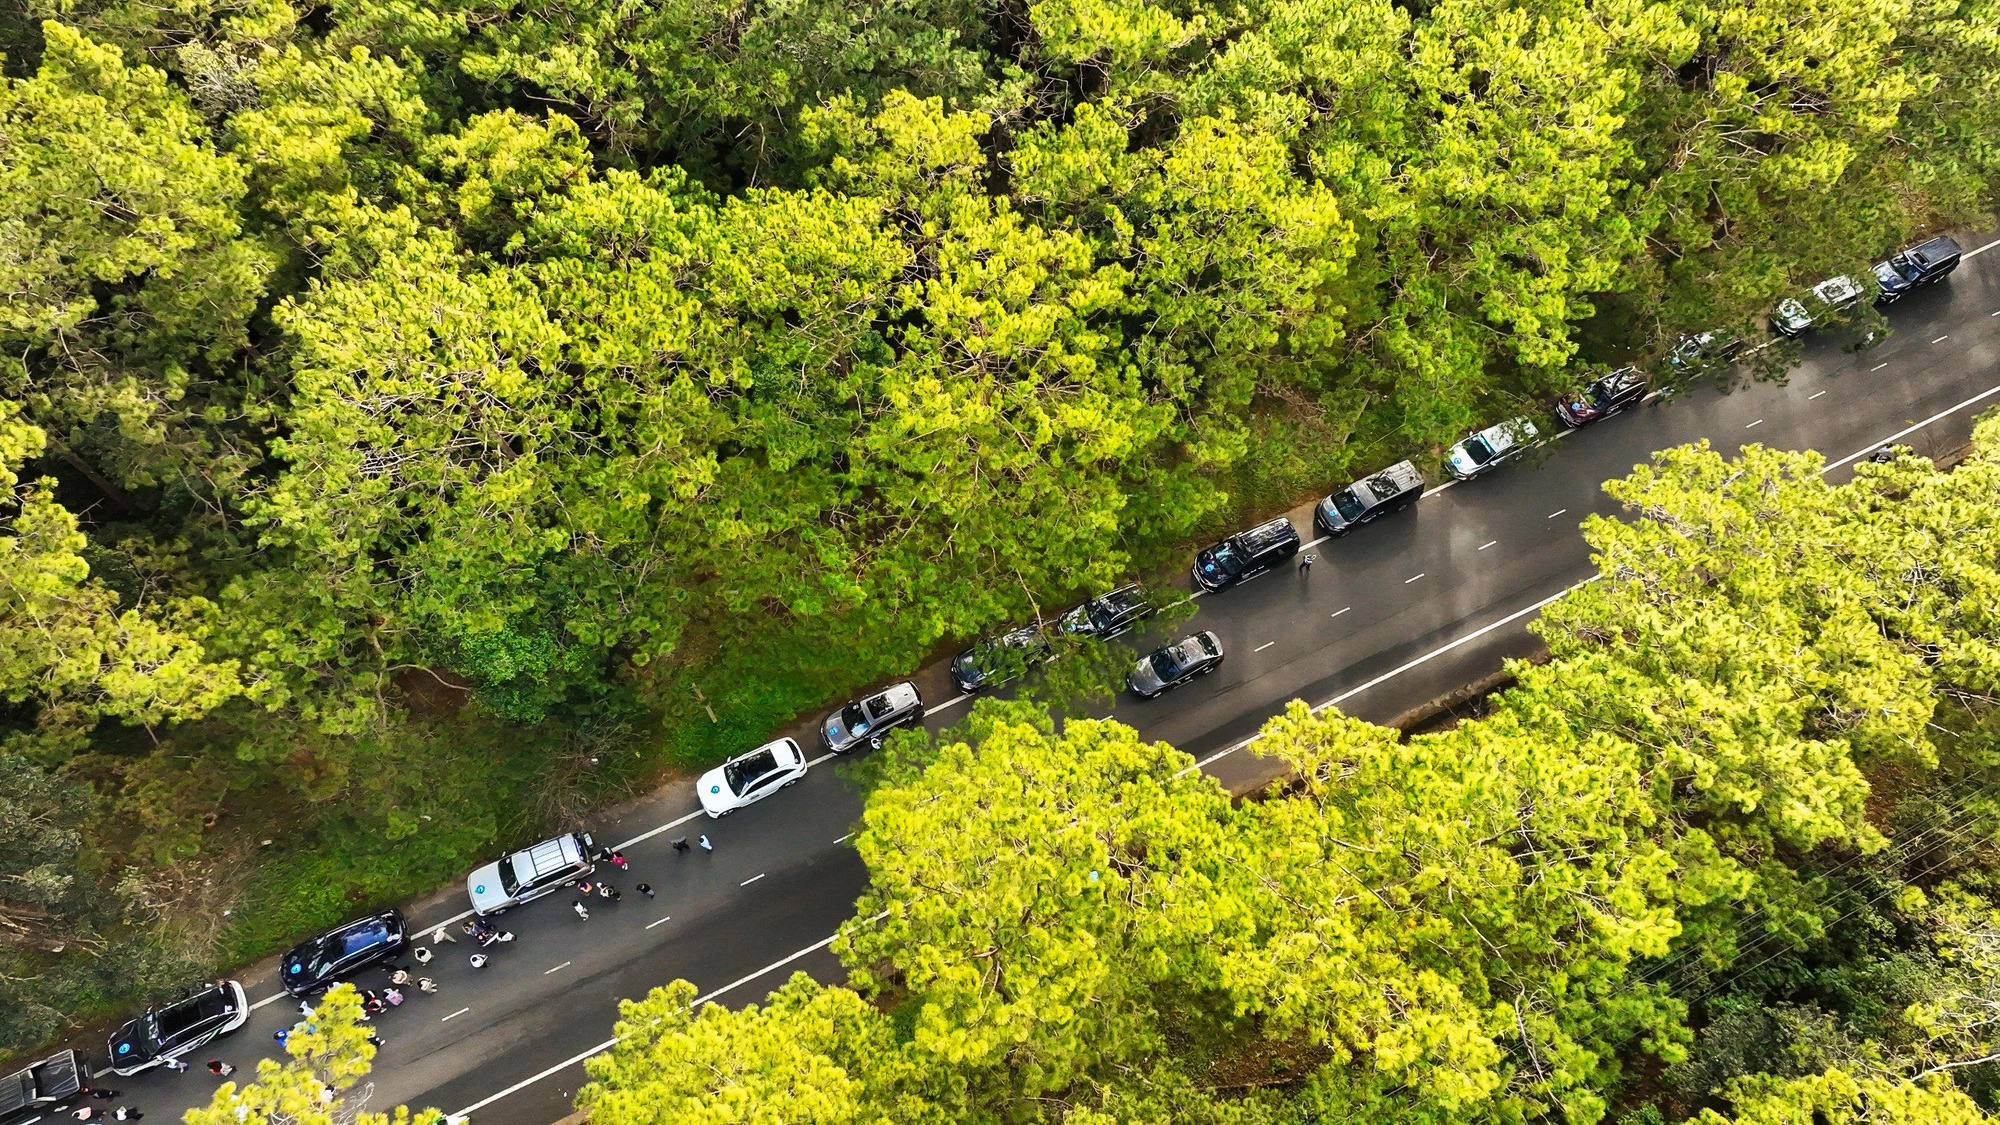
(1444, 417, 1540, 480)
(698, 738, 809, 817)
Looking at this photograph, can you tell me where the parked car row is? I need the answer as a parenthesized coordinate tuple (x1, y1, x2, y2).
(135, 236, 1964, 1068)
(1775, 235, 1962, 336)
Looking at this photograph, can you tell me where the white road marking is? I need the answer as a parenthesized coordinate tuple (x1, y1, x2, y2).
(613, 808, 708, 853)
(1810, 391, 1828, 400)
(1934, 335, 1951, 344)
(1822, 381, 2000, 473)
(923, 693, 974, 717)
(834, 832, 852, 844)
(445, 915, 887, 1123)
(645, 916, 673, 930)
(1966, 235, 2000, 259)
(543, 962, 570, 975)
(1745, 419, 1764, 429)
(1421, 480, 1457, 499)
(1253, 641, 1276, 653)
(1330, 607, 1350, 618)
(1404, 573, 1425, 584)
(740, 873, 766, 887)
(1478, 540, 1497, 551)
(1302, 535, 1330, 550)
(1547, 509, 1567, 519)
(443, 1007, 470, 1022)
(1872, 363, 1889, 372)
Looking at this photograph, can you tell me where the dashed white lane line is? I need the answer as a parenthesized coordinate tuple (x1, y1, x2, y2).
(1745, 419, 1764, 429)
(446, 915, 887, 1123)
(1547, 509, 1567, 519)
(1253, 641, 1276, 653)
(1872, 363, 1889, 372)
(1810, 390, 1828, 400)
(1934, 335, 1952, 344)
(1404, 573, 1425, 584)
(1478, 540, 1498, 550)
(1330, 607, 1350, 618)
(834, 832, 852, 844)
(645, 916, 673, 930)
(739, 873, 766, 887)
(443, 1007, 471, 1022)
(543, 962, 570, 975)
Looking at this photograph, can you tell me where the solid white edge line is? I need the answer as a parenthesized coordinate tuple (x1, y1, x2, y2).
(923, 693, 974, 717)
(1965, 235, 2000, 259)
(1821, 381, 2000, 473)
(612, 808, 708, 853)
(1420, 480, 1457, 499)
(445, 915, 887, 1123)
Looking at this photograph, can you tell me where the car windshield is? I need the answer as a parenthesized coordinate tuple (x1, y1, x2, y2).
(1460, 435, 1495, 466)
(1149, 646, 1190, 681)
(1330, 488, 1367, 522)
(1874, 261, 1910, 286)
(497, 855, 523, 896)
(294, 935, 344, 980)
(724, 750, 777, 794)
(1208, 542, 1247, 577)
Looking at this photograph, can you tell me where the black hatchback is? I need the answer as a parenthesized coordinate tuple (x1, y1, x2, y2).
(1873, 235, 1961, 304)
(1058, 584, 1154, 640)
(281, 910, 408, 996)
(1193, 517, 1300, 593)
(1555, 367, 1647, 428)
(951, 625, 1051, 693)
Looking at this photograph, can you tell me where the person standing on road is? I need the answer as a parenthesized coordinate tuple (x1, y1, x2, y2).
(412, 946, 433, 966)
(635, 883, 654, 898)
(206, 1060, 233, 1077)
(273, 1029, 289, 1049)
(671, 837, 690, 853)
(609, 851, 628, 870)
(417, 977, 438, 994)
(113, 1108, 141, 1121)
(573, 900, 590, 920)
(161, 1060, 189, 1075)
(469, 953, 488, 969)
(384, 987, 404, 1007)
(698, 835, 713, 852)
(597, 882, 620, 902)
(88, 1090, 118, 1102)
(1298, 553, 1315, 574)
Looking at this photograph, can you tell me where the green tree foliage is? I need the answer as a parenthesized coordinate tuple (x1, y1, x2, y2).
(3, 0, 1999, 1064)
(184, 984, 441, 1125)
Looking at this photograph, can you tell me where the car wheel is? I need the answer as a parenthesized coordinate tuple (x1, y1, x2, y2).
(783, 777, 801, 788)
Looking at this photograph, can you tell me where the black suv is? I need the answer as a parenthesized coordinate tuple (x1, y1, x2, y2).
(281, 910, 408, 997)
(950, 625, 1051, 693)
(1059, 584, 1154, 640)
(1873, 235, 1961, 304)
(1555, 367, 1647, 428)
(1192, 517, 1300, 593)
(1314, 461, 1424, 538)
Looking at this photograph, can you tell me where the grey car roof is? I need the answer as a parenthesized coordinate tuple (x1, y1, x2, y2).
(514, 833, 582, 881)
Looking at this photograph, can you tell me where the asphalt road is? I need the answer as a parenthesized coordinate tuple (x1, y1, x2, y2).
(78, 233, 2000, 1125)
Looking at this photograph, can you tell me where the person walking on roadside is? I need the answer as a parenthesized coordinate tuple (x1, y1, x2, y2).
(698, 835, 713, 852)
(206, 1060, 233, 1078)
(161, 1060, 189, 1076)
(573, 900, 590, 920)
(113, 1108, 142, 1121)
(597, 882, 620, 902)
(635, 883, 654, 899)
(1298, 553, 1315, 574)
(88, 1090, 118, 1102)
(417, 977, 438, 994)
(609, 851, 628, 870)
(72, 1107, 94, 1120)
(468, 953, 488, 970)
(412, 946, 433, 966)
(389, 969, 413, 987)
(384, 987, 404, 1007)
(574, 880, 594, 896)
(273, 1029, 289, 1049)
(671, 837, 690, 853)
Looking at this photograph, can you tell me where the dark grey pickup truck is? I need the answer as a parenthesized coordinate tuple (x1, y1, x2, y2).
(1, 1051, 83, 1125)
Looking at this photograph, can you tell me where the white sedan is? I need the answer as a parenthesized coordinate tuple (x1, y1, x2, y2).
(697, 737, 809, 817)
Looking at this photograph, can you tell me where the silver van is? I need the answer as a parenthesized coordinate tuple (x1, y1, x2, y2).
(466, 830, 595, 915)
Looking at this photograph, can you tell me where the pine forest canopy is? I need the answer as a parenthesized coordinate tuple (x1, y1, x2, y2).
(0, 0, 1998, 1066)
